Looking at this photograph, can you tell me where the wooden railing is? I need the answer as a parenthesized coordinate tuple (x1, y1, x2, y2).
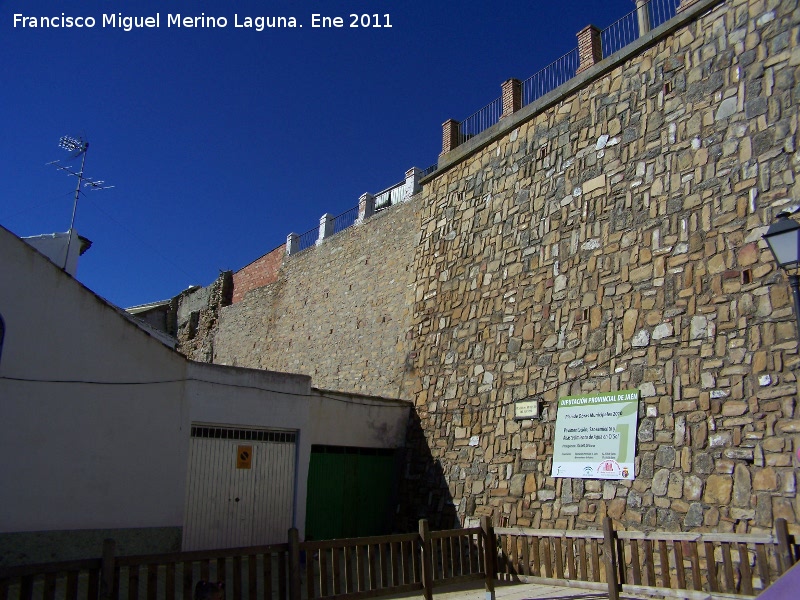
(2, 517, 796, 600)
(494, 517, 799, 599)
(0, 519, 494, 600)
(0, 541, 292, 600)
(0, 558, 102, 600)
(299, 532, 422, 599)
(429, 527, 486, 586)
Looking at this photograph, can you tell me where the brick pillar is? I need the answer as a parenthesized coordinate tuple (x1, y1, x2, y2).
(357, 193, 375, 223)
(576, 25, 602, 74)
(286, 232, 299, 255)
(501, 78, 522, 118)
(316, 213, 334, 245)
(636, 0, 651, 36)
(441, 119, 460, 154)
(404, 167, 422, 200)
(677, 0, 702, 12)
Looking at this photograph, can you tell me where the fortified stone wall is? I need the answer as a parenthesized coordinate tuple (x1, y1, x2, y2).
(213, 198, 419, 399)
(406, 0, 800, 534)
(196, 0, 800, 535)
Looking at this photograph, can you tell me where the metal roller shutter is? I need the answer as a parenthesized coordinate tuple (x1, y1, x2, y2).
(182, 424, 297, 551)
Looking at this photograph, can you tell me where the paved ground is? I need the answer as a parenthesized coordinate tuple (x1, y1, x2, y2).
(385, 580, 645, 600)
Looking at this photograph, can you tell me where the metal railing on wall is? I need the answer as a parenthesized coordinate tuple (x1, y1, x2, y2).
(521, 49, 580, 107)
(289, 176, 411, 256)
(374, 180, 405, 212)
(646, 0, 683, 30)
(420, 164, 438, 178)
(285, 0, 686, 259)
(332, 206, 359, 235)
(296, 227, 320, 253)
(601, 7, 640, 57)
(450, 0, 683, 148)
(458, 97, 503, 146)
(602, 0, 681, 58)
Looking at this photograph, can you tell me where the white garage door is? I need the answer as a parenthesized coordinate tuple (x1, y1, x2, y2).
(182, 424, 297, 551)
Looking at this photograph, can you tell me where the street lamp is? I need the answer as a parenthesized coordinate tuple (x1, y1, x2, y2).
(763, 210, 800, 338)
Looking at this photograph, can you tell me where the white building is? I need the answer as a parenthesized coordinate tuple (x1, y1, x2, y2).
(0, 225, 410, 565)
(22, 229, 91, 277)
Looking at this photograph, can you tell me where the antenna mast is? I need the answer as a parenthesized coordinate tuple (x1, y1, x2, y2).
(63, 136, 88, 234)
(47, 135, 113, 269)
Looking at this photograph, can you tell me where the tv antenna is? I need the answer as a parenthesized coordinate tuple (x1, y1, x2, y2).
(46, 135, 114, 269)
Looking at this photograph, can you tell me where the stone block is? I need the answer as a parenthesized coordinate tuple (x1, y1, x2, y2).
(510, 474, 527, 497)
(653, 468, 670, 496)
(684, 475, 703, 500)
(733, 464, 752, 507)
(684, 503, 704, 527)
(668, 472, 684, 499)
(704, 475, 733, 505)
(753, 467, 778, 491)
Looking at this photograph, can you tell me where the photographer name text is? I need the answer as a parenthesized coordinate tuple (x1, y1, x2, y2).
(12, 13, 393, 32)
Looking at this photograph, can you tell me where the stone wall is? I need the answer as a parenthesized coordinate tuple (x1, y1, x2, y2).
(176, 271, 233, 362)
(195, 0, 800, 535)
(213, 199, 419, 399)
(128, 274, 234, 361)
(406, 0, 800, 534)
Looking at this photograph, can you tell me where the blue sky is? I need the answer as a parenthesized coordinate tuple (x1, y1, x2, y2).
(2, 0, 638, 308)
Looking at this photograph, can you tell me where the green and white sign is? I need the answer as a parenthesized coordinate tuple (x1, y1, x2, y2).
(551, 389, 639, 480)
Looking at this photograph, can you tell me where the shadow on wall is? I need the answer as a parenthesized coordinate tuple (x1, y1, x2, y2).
(395, 410, 459, 532)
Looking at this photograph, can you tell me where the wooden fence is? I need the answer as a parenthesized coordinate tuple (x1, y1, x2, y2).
(1, 517, 796, 600)
(495, 517, 799, 599)
(0, 519, 491, 600)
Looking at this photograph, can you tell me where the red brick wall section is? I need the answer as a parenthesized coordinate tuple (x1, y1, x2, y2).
(232, 244, 285, 304)
(501, 78, 522, 118)
(441, 119, 460, 154)
(576, 25, 602, 74)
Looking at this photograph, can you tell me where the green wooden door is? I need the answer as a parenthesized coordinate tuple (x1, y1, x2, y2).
(305, 446, 397, 540)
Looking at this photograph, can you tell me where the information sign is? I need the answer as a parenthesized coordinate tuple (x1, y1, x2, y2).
(514, 399, 539, 420)
(551, 390, 639, 480)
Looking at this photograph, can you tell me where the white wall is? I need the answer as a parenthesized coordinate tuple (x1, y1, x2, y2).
(0, 225, 411, 545)
(0, 227, 319, 534)
(1, 225, 189, 532)
(185, 366, 411, 539)
(308, 389, 410, 449)
(22, 230, 83, 276)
